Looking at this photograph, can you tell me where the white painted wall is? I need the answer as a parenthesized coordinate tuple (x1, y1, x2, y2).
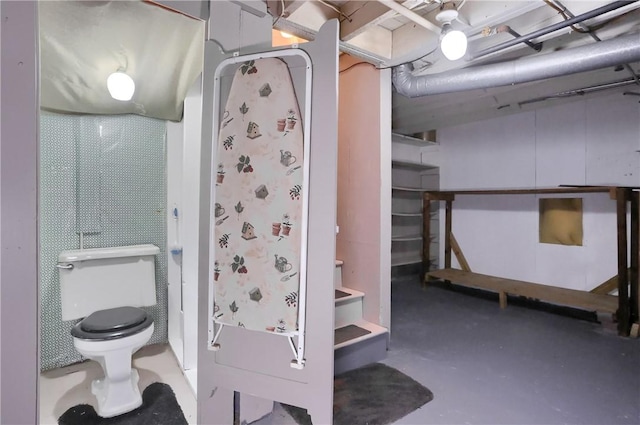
(438, 92, 640, 291)
(167, 106, 185, 367)
(167, 75, 203, 385)
(0, 2, 39, 424)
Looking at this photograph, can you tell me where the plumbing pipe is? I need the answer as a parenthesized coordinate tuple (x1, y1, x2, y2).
(517, 78, 637, 106)
(497, 25, 542, 52)
(392, 33, 640, 97)
(545, 0, 639, 84)
(470, 0, 636, 60)
(375, 0, 441, 34)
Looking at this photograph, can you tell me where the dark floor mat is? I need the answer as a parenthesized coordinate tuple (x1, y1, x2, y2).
(334, 324, 371, 345)
(334, 289, 350, 299)
(283, 363, 434, 425)
(58, 382, 187, 425)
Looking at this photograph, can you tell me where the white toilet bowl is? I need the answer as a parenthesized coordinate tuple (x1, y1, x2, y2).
(71, 306, 154, 418)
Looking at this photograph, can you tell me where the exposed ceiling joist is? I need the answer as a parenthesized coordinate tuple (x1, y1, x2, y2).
(266, 0, 310, 19)
(270, 0, 640, 132)
(339, 0, 423, 41)
(286, 0, 340, 31)
(347, 24, 393, 59)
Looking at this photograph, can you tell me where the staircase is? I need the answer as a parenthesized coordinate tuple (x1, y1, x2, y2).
(334, 260, 388, 375)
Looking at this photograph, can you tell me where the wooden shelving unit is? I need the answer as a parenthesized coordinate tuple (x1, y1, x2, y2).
(391, 185, 427, 273)
(390, 134, 440, 280)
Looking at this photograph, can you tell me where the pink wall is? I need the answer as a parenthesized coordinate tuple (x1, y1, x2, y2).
(337, 55, 384, 324)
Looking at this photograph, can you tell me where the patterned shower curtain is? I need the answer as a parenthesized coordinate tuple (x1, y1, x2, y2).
(213, 58, 305, 335)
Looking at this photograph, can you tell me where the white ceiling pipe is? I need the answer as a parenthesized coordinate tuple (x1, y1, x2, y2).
(392, 33, 640, 97)
(375, 0, 441, 34)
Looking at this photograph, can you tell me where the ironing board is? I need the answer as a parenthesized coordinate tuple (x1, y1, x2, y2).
(212, 57, 307, 343)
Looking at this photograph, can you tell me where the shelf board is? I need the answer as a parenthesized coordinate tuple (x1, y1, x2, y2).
(392, 186, 426, 192)
(392, 132, 437, 146)
(391, 250, 431, 266)
(391, 256, 422, 267)
(391, 234, 423, 242)
(392, 212, 422, 217)
(391, 160, 437, 171)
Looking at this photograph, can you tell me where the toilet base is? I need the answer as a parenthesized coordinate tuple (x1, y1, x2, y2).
(92, 368, 142, 418)
(73, 323, 154, 418)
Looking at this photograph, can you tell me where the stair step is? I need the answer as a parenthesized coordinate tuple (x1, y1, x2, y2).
(334, 259, 344, 289)
(334, 286, 364, 328)
(334, 320, 387, 350)
(334, 286, 364, 303)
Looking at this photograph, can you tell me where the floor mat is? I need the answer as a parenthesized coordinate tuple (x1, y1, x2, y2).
(282, 363, 434, 425)
(58, 382, 187, 425)
(334, 324, 371, 345)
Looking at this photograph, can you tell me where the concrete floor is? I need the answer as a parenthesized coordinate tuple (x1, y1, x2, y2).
(44, 279, 636, 424)
(260, 278, 639, 425)
(387, 279, 640, 425)
(40, 344, 197, 424)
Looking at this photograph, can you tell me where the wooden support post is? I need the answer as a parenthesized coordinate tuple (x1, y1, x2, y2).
(630, 191, 639, 324)
(450, 233, 471, 272)
(444, 198, 453, 285)
(423, 193, 431, 284)
(499, 291, 507, 309)
(444, 199, 452, 269)
(615, 188, 631, 336)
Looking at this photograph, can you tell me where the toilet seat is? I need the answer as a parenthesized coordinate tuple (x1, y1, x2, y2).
(71, 306, 153, 341)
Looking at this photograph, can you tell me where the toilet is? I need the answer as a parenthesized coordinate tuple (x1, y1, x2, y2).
(58, 244, 159, 418)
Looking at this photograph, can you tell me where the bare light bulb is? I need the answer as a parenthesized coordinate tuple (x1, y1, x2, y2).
(107, 71, 135, 101)
(440, 24, 467, 61)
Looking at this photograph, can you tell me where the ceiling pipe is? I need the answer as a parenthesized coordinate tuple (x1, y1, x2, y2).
(544, 0, 639, 85)
(496, 25, 542, 52)
(517, 78, 637, 106)
(375, 0, 441, 34)
(392, 33, 640, 98)
(470, 0, 636, 60)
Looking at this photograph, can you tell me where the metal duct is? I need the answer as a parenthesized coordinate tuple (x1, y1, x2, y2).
(392, 33, 640, 98)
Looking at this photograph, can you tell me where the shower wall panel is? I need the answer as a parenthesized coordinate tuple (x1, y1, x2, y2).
(39, 112, 167, 370)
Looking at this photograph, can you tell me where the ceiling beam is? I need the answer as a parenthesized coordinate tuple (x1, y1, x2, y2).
(346, 25, 393, 60)
(340, 0, 423, 41)
(266, 0, 309, 19)
(285, 1, 340, 32)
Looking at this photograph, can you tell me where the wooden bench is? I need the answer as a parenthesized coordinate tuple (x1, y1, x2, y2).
(423, 187, 639, 336)
(427, 268, 618, 314)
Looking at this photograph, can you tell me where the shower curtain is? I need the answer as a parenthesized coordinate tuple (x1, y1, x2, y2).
(213, 58, 305, 335)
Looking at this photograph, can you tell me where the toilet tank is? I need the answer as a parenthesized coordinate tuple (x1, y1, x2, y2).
(58, 244, 159, 321)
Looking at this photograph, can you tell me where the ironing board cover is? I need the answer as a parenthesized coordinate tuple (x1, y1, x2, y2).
(213, 58, 304, 335)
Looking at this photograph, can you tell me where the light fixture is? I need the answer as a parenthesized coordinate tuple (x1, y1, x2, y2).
(107, 71, 135, 101)
(436, 4, 467, 61)
(280, 31, 294, 39)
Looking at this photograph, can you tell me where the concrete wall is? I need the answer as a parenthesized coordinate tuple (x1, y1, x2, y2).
(337, 55, 392, 328)
(438, 92, 640, 291)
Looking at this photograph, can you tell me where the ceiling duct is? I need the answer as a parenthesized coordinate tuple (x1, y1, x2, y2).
(392, 33, 640, 98)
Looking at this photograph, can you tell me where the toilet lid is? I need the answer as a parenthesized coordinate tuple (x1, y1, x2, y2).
(71, 306, 153, 341)
(80, 306, 147, 332)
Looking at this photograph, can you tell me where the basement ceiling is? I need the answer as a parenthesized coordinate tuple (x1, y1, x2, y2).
(270, 0, 640, 133)
(39, 1, 205, 121)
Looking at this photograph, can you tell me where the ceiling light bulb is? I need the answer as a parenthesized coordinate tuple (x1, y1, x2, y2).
(440, 24, 467, 61)
(107, 71, 135, 101)
(280, 31, 294, 39)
